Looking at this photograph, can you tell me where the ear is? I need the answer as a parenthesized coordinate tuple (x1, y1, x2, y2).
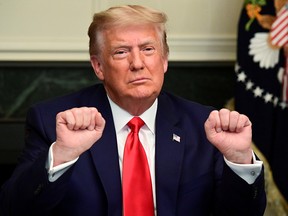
(163, 57, 168, 74)
(90, 55, 104, 81)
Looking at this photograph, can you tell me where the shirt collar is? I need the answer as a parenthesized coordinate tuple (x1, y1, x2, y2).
(107, 96, 157, 134)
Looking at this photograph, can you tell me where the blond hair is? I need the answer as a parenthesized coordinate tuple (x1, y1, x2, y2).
(88, 5, 169, 58)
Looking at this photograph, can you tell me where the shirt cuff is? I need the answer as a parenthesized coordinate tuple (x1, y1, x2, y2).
(46, 142, 79, 182)
(224, 151, 263, 184)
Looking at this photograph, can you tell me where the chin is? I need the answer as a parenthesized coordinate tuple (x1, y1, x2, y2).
(134, 90, 158, 101)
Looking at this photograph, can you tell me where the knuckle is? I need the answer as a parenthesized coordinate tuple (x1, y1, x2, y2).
(230, 110, 239, 116)
(219, 108, 229, 113)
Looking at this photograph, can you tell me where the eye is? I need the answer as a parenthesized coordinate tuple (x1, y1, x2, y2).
(113, 49, 128, 59)
(142, 46, 155, 55)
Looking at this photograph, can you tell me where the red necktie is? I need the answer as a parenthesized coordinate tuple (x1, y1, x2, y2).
(122, 117, 154, 216)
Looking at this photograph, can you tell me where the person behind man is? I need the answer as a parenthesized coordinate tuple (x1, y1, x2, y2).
(0, 5, 266, 216)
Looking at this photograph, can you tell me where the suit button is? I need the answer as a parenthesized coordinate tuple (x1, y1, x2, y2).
(253, 187, 258, 199)
(34, 183, 44, 195)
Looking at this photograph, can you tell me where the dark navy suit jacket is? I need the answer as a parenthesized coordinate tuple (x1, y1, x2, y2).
(0, 84, 266, 215)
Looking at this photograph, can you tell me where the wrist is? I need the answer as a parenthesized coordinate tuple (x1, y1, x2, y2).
(52, 143, 78, 167)
(225, 149, 253, 164)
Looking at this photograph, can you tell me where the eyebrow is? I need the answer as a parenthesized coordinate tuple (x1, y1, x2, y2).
(111, 38, 158, 50)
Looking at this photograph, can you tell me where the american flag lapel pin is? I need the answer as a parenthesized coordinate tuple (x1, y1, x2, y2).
(173, 133, 181, 143)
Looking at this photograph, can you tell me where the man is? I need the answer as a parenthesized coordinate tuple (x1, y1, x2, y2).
(0, 5, 266, 216)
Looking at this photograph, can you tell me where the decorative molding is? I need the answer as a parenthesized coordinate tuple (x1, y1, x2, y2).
(0, 37, 90, 61)
(0, 35, 236, 62)
(168, 35, 236, 61)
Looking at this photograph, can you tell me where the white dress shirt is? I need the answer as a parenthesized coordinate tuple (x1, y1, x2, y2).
(108, 96, 157, 208)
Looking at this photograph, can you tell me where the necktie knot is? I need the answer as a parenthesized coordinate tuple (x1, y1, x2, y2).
(127, 117, 144, 133)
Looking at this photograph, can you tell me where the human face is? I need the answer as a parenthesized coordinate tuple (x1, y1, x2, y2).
(91, 24, 168, 114)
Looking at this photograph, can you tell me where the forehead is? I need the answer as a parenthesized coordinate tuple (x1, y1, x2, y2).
(103, 24, 160, 45)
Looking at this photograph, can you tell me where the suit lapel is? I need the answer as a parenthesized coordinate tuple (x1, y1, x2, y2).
(86, 85, 123, 216)
(155, 93, 185, 216)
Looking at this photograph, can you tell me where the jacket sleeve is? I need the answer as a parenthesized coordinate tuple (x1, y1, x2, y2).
(214, 160, 266, 216)
(0, 105, 74, 216)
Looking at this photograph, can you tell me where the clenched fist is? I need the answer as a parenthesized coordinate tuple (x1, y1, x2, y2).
(204, 108, 253, 164)
(53, 107, 105, 166)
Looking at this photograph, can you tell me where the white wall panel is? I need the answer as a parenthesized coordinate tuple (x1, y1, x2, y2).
(0, 0, 244, 61)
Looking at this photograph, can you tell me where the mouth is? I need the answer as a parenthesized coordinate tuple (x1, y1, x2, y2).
(129, 77, 150, 84)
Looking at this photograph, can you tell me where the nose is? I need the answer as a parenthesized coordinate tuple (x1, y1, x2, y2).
(129, 50, 144, 71)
